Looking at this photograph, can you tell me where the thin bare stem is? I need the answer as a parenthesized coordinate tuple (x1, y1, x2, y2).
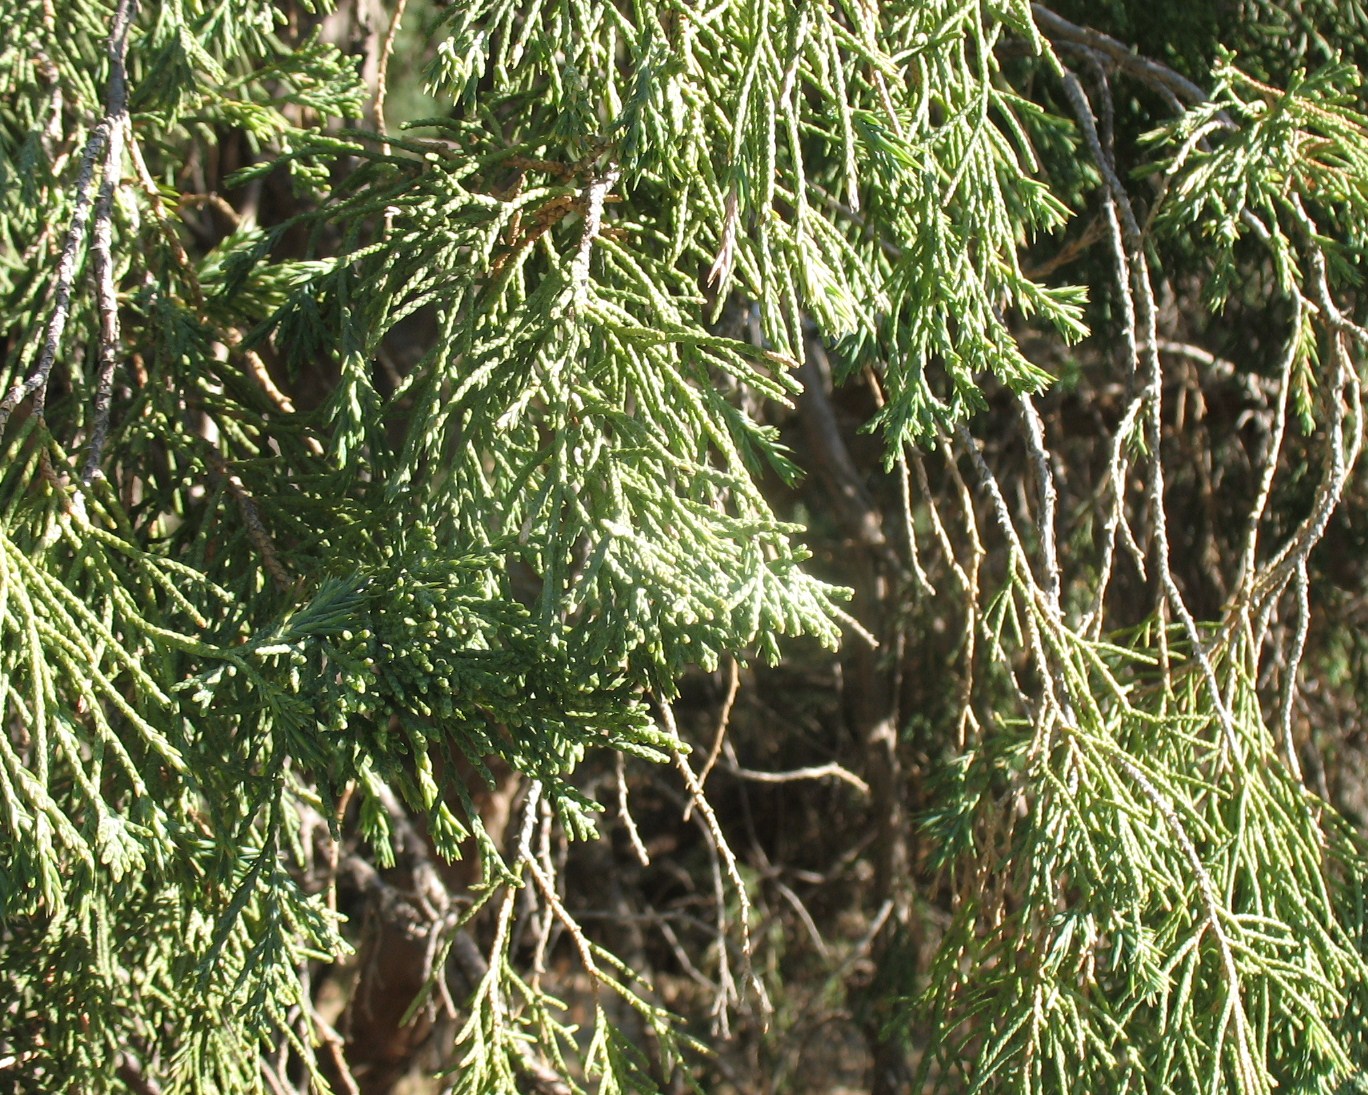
(689, 655, 742, 816)
(661, 699, 770, 1025)
(1, 0, 140, 447)
(1019, 395, 1061, 611)
(374, 0, 410, 152)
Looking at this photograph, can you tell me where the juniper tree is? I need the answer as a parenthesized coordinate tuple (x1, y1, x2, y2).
(4, 1, 1368, 1093)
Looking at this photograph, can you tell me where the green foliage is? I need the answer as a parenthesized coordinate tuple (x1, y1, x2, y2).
(4, 1, 1368, 1092)
(1154, 60, 1368, 299)
(916, 592, 1368, 1092)
(424, 0, 1086, 449)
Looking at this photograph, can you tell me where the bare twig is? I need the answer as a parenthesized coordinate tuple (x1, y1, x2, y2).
(1019, 395, 1061, 611)
(570, 165, 621, 308)
(3, 143, 100, 429)
(374, 0, 410, 152)
(1279, 562, 1310, 782)
(954, 422, 1032, 571)
(515, 782, 610, 1005)
(209, 453, 292, 592)
(615, 750, 651, 866)
(720, 748, 871, 797)
(326, 781, 355, 914)
(1234, 301, 1302, 596)
(1061, 67, 1240, 756)
(662, 699, 771, 1028)
(1236, 230, 1362, 640)
(310, 1008, 360, 1095)
(688, 656, 742, 818)
(1, 0, 140, 449)
(1031, 5, 1211, 106)
(81, 1, 136, 484)
(896, 445, 936, 597)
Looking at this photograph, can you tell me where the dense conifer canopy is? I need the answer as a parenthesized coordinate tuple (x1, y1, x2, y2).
(4, 1, 1368, 1091)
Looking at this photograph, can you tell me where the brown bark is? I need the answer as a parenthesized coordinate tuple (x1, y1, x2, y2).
(328, 759, 522, 1094)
